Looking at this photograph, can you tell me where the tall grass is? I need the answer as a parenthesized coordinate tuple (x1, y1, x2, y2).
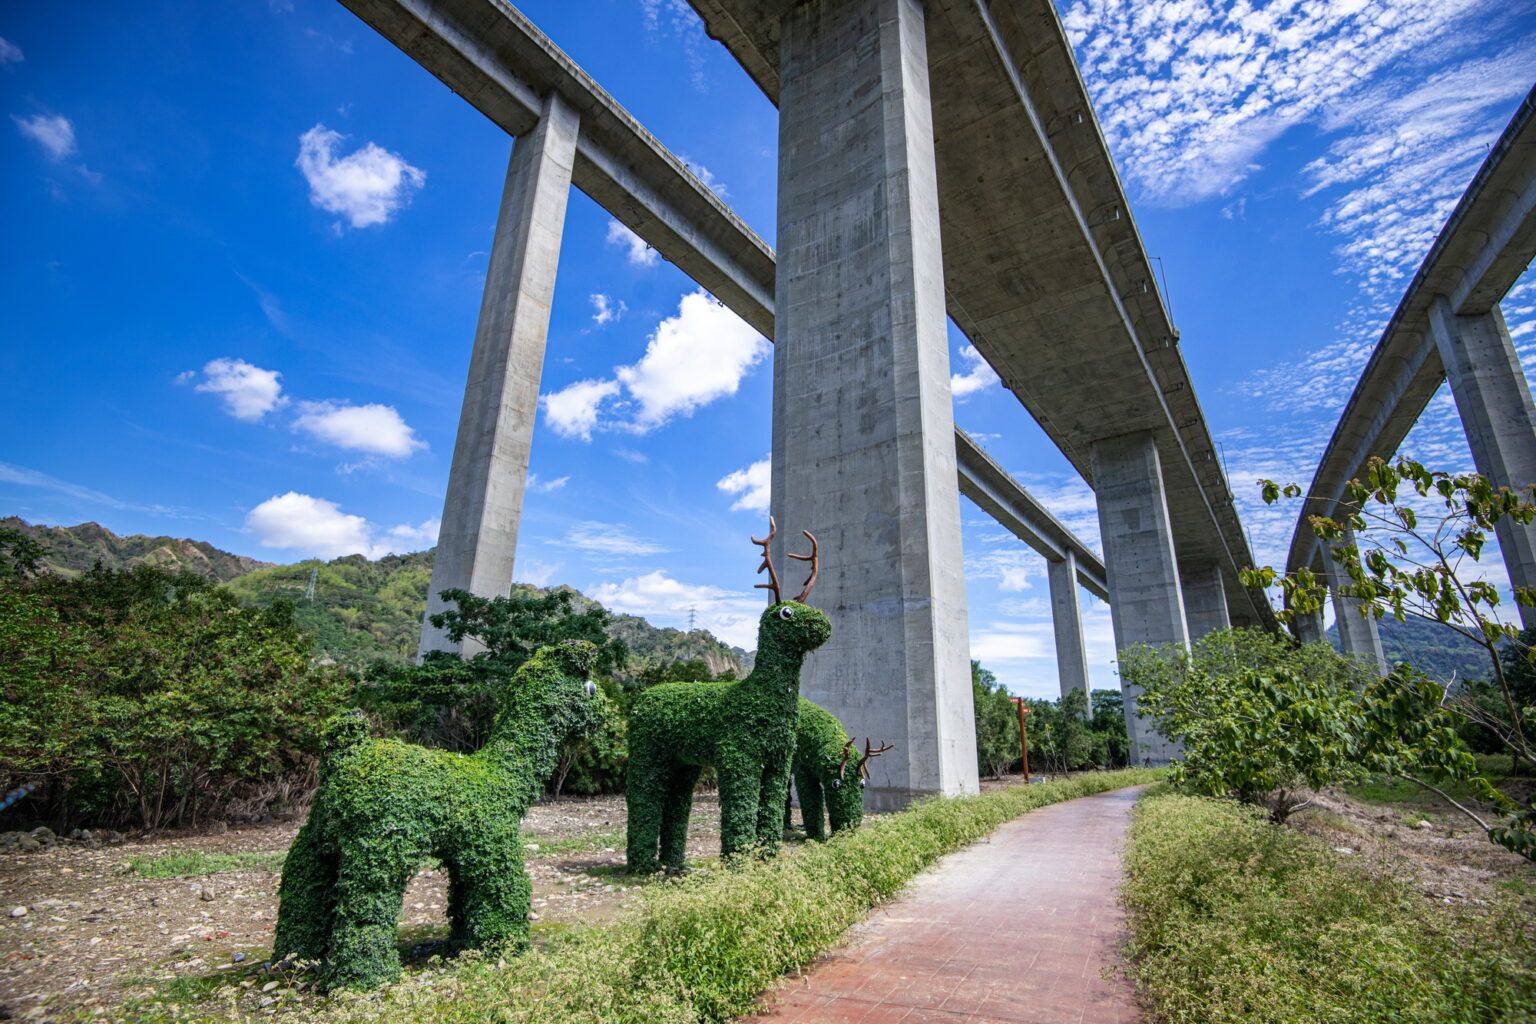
(1122, 788, 1536, 1024)
(113, 769, 1158, 1023)
(122, 850, 287, 878)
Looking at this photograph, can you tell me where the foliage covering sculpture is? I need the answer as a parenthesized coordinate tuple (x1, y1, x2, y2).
(272, 640, 599, 989)
(626, 521, 829, 872)
(786, 697, 890, 840)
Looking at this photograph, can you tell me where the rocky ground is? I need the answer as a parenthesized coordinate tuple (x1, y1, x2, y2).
(0, 793, 722, 1022)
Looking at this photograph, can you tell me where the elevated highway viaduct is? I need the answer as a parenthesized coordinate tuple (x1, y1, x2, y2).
(1287, 86, 1536, 668)
(338, 0, 1269, 799)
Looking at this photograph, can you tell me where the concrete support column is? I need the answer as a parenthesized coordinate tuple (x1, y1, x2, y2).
(1430, 297, 1536, 630)
(772, 0, 976, 809)
(419, 93, 579, 658)
(1291, 604, 1325, 646)
(1181, 563, 1230, 640)
(1091, 430, 1188, 766)
(1048, 552, 1092, 703)
(1326, 528, 1386, 674)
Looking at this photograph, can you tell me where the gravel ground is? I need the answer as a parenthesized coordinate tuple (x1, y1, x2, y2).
(0, 793, 723, 1022)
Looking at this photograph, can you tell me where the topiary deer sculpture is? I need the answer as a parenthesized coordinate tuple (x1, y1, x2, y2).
(626, 520, 830, 873)
(272, 640, 599, 990)
(787, 698, 893, 840)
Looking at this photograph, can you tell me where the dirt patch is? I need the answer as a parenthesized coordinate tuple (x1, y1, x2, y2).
(1291, 778, 1536, 905)
(0, 794, 723, 1022)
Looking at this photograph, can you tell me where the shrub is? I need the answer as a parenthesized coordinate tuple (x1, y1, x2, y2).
(1123, 789, 1536, 1023)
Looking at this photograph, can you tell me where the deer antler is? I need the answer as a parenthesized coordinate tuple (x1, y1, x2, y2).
(857, 739, 895, 779)
(752, 517, 782, 604)
(837, 738, 857, 781)
(787, 530, 819, 602)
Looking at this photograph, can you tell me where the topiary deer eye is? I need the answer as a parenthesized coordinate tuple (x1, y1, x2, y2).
(830, 778, 841, 789)
(778, 606, 795, 620)
(859, 778, 867, 788)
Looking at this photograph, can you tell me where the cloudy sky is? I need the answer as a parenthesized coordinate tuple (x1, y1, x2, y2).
(3, 0, 1534, 696)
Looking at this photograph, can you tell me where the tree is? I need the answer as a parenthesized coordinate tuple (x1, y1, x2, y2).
(1090, 689, 1130, 768)
(971, 661, 1020, 778)
(1242, 457, 1536, 856)
(1124, 629, 1482, 825)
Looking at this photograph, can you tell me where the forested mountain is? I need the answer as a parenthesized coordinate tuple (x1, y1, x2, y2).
(4, 516, 270, 582)
(1327, 614, 1500, 684)
(7, 517, 749, 677)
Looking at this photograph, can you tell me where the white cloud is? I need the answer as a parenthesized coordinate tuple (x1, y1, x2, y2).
(615, 290, 768, 431)
(528, 473, 570, 493)
(245, 492, 432, 559)
(1059, 0, 1507, 207)
(587, 569, 764, 649)
(969, 549, 1035, 593)
(0, 37, 23, 65)
(13, 113, 74, 160)
(562, 521, 667, 557)
(681, 154, 727, 197)
(605, 219, 658, 267)
(292, 400, 425, 457)
(192, 357, 287, 421)
(517, 559, 562, 587)
(717, 456, 771, 514)
(387, 518, 440, 547)
(590, 293, 626, 326)
(951, 344, 1001, 400)
(541, 378, 621, 441)
(541, 291, 768, 440)
(296, 124, 425, 229)
(968, 621, 1052, 664)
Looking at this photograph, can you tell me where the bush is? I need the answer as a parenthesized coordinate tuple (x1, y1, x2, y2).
(1123, 789, 1536, 1023)
(0, 565, 350, 829)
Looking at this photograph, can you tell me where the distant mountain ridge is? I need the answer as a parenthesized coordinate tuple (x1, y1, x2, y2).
(7, 516, 750, 676)
(4, 516, 271, 582)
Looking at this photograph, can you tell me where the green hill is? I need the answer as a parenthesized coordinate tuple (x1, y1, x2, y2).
(4, 516, 271, 582)
(1327, 614, 1499, 684)
(6, 517, 751, 676)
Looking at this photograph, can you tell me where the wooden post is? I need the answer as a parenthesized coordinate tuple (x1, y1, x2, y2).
(1011, 697, 1031, 783)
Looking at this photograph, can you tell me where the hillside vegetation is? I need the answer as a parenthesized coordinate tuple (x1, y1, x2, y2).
(7, 518, 750, 675)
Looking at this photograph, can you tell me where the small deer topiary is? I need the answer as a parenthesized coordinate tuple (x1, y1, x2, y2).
(625, 520, 830, 873)
(272, 640, 598, 990)
(787, 698, 892, 840)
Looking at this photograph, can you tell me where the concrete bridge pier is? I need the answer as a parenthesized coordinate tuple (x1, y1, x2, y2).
(1180, 563, 1230, 639)
(419, 93, 580, 657)
(1430, 298, 1536, 630)
(1048, 551, 1092, 703)
(772, 0, 977, 809)
(1326, 526, 1387, 673)
(1290, 603, 1325, 646)
(1091, 430, 1189, 765)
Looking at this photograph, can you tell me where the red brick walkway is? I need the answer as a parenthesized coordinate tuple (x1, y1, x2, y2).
(749, 785, 1145, 1023)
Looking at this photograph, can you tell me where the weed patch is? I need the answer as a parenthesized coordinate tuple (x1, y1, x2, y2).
(122, 850, 287, 878)
(1123, 789, 1536, 1024)
(107, 769, 1157, 1023)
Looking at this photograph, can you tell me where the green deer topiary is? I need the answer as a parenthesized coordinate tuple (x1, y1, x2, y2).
(272, 640, 598, 990)
(787, 698, 893, 840)
(626, 520, 830, 873)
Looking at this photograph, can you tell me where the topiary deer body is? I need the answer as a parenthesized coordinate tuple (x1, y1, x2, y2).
(273, 640, 598, 989)
(625, 522, 829, 872)
(787, 698, 892, 840)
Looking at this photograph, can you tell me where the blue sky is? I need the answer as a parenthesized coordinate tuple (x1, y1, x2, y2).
(4, 0, 1534, 695)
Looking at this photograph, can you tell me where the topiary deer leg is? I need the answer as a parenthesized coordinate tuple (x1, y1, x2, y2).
(323, 847, 413, 990)
(755, 755, 792, 851)
(625, 745, 670, 873)
(447, 830, 531, 954)
(273, 819, 339, 962)
(716, 756, 760, 860)
(795, 767, 827, 841)
(659, 763, 701, 870)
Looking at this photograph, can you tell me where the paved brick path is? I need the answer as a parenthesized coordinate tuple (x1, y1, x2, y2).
(749, 785, 1145, 1023)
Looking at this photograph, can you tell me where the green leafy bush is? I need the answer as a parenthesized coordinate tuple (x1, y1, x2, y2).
(1123, 789, 1536, 1023)
(0, 564, 349, 829)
